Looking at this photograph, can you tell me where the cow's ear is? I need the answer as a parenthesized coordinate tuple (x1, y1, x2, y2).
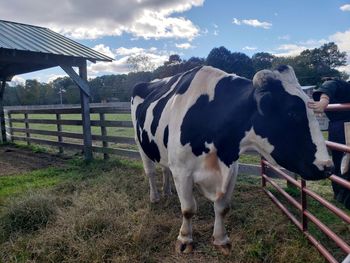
(253, 70, 276, 116)
(254, 89, 273, 116)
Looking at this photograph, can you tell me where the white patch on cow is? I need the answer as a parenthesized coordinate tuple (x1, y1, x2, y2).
(276, 66, 331, 170)
(151, 76, 171, 83)
(341, 154, 350, 175)
(173, 66, 233, 105)
(239, 128, 276, 165)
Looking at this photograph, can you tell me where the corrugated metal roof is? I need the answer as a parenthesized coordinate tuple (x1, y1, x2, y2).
(0, 20, 113, 62)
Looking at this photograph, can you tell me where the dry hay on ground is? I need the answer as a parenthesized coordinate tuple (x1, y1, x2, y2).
(0, 145, 66, 176)
(0, 159, 327, 263)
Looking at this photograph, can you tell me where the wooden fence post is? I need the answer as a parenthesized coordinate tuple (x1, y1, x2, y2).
(7, 111, 13, 142)
(0, 80, 6, 144)
(56, 113, 63, 154)
(99, 112, 109, 159)
(24, 113, 31, 146)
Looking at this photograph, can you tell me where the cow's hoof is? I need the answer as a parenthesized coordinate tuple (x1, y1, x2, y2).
(214, 242, 231, 256)
(175, 240, 193, 254)
(163, 190, 173, 197)
(150, 194, 160, 203)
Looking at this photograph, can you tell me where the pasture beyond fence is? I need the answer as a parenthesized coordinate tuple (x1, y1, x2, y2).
(3, 103, 140, 159)
(261, 103, 350, 263)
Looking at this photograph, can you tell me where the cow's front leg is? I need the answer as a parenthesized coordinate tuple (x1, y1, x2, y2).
(213, 200, 231, 255)
(173, 174, 196, 253)
(212, 164, 238, 255)
(162, 167, 172, 197)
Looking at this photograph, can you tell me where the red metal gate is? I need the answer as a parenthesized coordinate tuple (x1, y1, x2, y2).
(261, 103, 350, 263)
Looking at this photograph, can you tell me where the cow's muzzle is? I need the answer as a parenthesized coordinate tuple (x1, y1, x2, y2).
(323, 165, 335, 178)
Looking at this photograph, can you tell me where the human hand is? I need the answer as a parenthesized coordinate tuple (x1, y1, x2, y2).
(307, 97, 329, 113)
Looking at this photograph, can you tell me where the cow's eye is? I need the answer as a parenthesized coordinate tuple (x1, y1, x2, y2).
(288, 112, 297, 119)
(287, 112, 302, 122)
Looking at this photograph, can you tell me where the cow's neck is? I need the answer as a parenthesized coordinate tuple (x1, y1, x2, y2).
(238, 107, 277, 165)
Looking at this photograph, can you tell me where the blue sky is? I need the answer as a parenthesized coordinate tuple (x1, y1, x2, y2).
(1, 0, 349, 83)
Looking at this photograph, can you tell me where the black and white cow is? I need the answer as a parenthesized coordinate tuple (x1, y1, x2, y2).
(131, 65, 333, 255)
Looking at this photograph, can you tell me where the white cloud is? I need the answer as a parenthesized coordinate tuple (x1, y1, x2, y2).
(329, 29, 350, 55)
(273, 29, 350, 74)
(92, 44, 116, 59)
(8, 76, 25, 86)
(329, 29, 350, 74)
(274, 44, 308, 57)
(0, 0, 203, 40)
(278, 35, 291, 41)
(47, 74, 66, 83)
(340, 4, 350, 11)
(232, 18, 272, 29)
(201, 28, 209, 35)
(175, 43, 194, 49)
(274, 38, 328, 57)
(232, 18, 241, 25)
(243, 46, 257, 51)
(88, 46, 170, 75)
(115, 47, 146, 56)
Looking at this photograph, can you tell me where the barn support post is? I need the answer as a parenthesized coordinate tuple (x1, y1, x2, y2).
(0, 80, 6, 144)
(79, 62, 93, 161)
(60, 62, 93, 161)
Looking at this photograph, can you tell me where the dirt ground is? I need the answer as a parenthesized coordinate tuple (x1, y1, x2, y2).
(0, 145, 66, 176)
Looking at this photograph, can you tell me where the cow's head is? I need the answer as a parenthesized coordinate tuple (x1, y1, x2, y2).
(252, 65, 333, 180)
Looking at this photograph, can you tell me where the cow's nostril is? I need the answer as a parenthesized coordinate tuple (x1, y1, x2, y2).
(324, 165, 335, 177)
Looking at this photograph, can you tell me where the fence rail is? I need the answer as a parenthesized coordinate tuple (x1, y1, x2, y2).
(261, 103, 350, 263)
(4, 103, 139, 160)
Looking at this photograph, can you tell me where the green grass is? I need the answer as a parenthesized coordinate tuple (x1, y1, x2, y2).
(267, 177, 350, 261)
(239, 154, 261, 165)
(0, 168, 64, 202)
(0, 152, 340, 263)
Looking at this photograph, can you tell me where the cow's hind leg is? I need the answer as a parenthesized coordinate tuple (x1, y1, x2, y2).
(172, 171, 196, 253)
(212, 163, 238, 255)
(139, 150, 160, 203)
(162, 167, 172, 197)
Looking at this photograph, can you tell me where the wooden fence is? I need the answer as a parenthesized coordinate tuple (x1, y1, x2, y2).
(4, 103, 140, 159)
(3, 103, 264, 175)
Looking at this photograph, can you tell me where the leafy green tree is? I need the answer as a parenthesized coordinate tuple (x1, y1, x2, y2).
(206, 46, 232, 73)
(127, 54, 156, 72)
(206, 47, 254, 78)
(252, 52, 275, 71)
(229, 52, 255, 78)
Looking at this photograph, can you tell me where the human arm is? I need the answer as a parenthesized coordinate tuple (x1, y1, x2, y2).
(307, 94, 330, 113)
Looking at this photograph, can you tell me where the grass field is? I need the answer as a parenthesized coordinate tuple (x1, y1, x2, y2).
(0, 145, 349, 262)
(10, 113, 134, 141)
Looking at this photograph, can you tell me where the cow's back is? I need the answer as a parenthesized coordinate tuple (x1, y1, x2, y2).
(131, 66, 240, 166)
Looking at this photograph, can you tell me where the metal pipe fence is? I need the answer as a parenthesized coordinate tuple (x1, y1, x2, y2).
(261, 103, 350, 263)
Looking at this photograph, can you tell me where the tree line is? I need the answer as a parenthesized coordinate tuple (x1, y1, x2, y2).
(3, 42, 348, 105)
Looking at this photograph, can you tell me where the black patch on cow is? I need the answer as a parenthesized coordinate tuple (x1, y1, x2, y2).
(176, 66, 203, 94)
(150, 67, 202, 136)
(133, 77, 179, 163)
(252, 78, 318, 178)
(135, 74, 181, 130)
(180, 76, 255, 166)
(275, 65, 289, 73)
(132, 82, 153, 99)
(163, 126, 169, 148)
(138, 129, 161, 162)
(133, 69, 201, 162)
